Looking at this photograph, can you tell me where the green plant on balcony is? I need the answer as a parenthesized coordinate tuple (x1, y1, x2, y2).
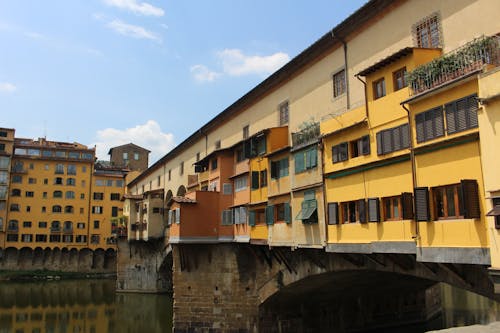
(292, 119, 320, 148)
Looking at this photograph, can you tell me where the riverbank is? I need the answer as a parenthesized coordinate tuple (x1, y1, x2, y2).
(427, 321, 500, 332)
(0, 269, 116, 281)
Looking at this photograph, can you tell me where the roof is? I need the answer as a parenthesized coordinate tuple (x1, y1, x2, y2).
(169, 196, 197, 204)
(357, 47, 414, 76)
(108, 143, 151, 155)
(123, 193, 143, 200)
(128, 0, 398, 188)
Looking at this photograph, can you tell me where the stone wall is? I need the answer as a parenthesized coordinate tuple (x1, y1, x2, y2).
(116, 238, 171, 293)
(0, 247, 116, 273)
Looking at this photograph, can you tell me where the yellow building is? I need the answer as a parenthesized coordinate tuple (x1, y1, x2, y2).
(0, 136, 128, 255)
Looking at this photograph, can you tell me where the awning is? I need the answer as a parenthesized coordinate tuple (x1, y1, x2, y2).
(295, 200, 317, 220)
(486, 206, 500, 216)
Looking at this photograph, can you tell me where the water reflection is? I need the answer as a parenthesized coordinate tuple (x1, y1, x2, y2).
(0, 280, 172, 333)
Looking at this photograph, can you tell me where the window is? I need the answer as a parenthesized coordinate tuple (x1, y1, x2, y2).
(112, 207, 118, 217)
(63, 221, 73, 231)
(82, 166, 87, 172)
(0, 186, 6, 199)
(26, 205, 31, 212)
(248, 135, 266, 157)
(67, 165, 76, 175)
(373, 78, 386, 99)
(152, 207, 161, 214)
(50, 221, 61, 232)
(134, 152, 139, 160)
(63, 235, 73, 243)
(8, 220, 19, 231)
(44, 178, 48, 185)
(115, 180, 124, 187)
(28, 177, 36, 184)
(243, 125, 249, 139)
(0, 131, 6, 137)
(276, 203, 291, 223)
(36, 235, 47, 242)
(123, 152, 128, 160)
(445, 94, 478, 135)
(393, 67, 407, 91)
(80, 193, 85, 199)
(64, 206, 74, 213)
(279, 101, 289, 126)
(80, 207, 84, 214)
(341, 199, 367, 223)
(76, 235, 87, 243)
(50, 235, 61, 242)
(23, 221, 32, 228)
(234, 175, 248, 192)
(11, 189, 21, 196)
(55, 151, 66, 158)
(68, 151, 80, 159)
(350, 136, 370, 158)
(0, 156, 9, 169)
(110, 193, 120, 200)
(12, 175, 22, 183)
(383, 196, 402, 221)
(55, 164, 64, 174)
(65, 191, 75, 199)
(270, 158, 289, 179)
(52, 205, 62, 213)
(221, 210, 233, 226)
(211, 158, 218, 170)
(21, 234, 33, 242)
(95, 180, 104, 186)
(94, 220, 100, 229)
(93, 192, 104, 200)
(157, 175, 161, 186)
(236, 147, 245, 162)
(294, 147, 318, 173)
(413, 13, 441, 48)
(25, 191, 34, 197)
(260, 170, 267, 188)
(39, 221, 47, 228)
(12, 161, 24, 172)
(91, 235, 100, 244)
(106, 180, 113, 187)
(376, 124, 410, 155)
(29, 162, 34, 169)
(6, 234, 18, 242)
(415, 107, 444, 143)
(54, 177, 63, 185)
(77, 222, 85, 229)
(10, 204, 20, 211)
(233, 206, 247, 225)
(0, 171, 7, 184)
(92, 206, 103, 214)
(333, 69, 346, 97)
(0, 143, 5, 152)
(66, 178, 76, 186)
(53, 191, 63, 198)
(168, 169, 171, 181)
(214, 140, 221, 150)
(296, 191, 317, 224)
(179, 162, 184, 176)
(332, 142, 348, 163)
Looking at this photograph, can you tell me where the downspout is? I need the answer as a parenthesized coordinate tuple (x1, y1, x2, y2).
(355, 74, 369, 120)
(401, 103, 419, 239)
(331, 31, 350, 110)
(320, 138, 328, 248)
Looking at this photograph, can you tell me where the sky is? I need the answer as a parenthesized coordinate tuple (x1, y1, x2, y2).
(0, 0, 367, 164)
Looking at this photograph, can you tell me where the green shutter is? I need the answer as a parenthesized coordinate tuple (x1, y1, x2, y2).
(284, 202, 291, 224)
(266, 205, 274, 225)
(295, 152, 305, 173)
(280, 158, 289, 177)
(251, 171, 259, 190)
(249, 210, 256, 226)
(309, 148, 317, 168)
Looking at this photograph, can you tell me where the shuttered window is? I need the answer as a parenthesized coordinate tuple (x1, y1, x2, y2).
(432, 180, 480, 220)
(175, 208, 180, 224)
(296, 190, 318, 224)
(251, 171, 259, 190)
(358, 199, 367, 223)
(414, 187, 430, 222)
(368, 198, 380, 222)
(376, 124, 410, 155)
(249, 210, 256, 226)
(294, 147, 318, 173)
(401, 192, 414, 220)
(265, 205, 274, 225)
(271, 158, 289, 179)
(284, 202, 291, 224)
(332, 142, 348, 163)
(415, 107, 444, 143)
(232, 206, 247, 224)
(328, 202, 339, 225)
(445, 94, 478, 135)
(351, 135, 370, 158)
(221, 210, 233, 225)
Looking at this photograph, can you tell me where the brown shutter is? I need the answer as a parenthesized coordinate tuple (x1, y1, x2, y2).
(467, 94, 478, 128)
(376, 132, 383, 155)
(368, 198, 380, 222)
(434, 107, 445, 138)
(461, 179, 480, 218)
(401, 124, 410, 149)
(358, 199, 367, 223)
(456, 98, 468, 132)
(328, 202, 339, 225)
(401, 192, 414, 219)
(332, 145, 339, 163)
(415, 113, 425, 142)
(445, 102, 456, 134)
(382, 130, 392, 154)
(414, 187, 430, 222)
(393, 126, 401, 151)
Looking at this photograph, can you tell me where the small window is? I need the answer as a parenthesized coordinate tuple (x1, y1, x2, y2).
(376, 124, 410, 155)
(25, 191, 34, 197)
(23, 221, 32, 228)
(214, 140, 221, 150)
(332, 142, 348, 163)
(279, 101, 289, 126)
(234, 176, 247, 192)
(179, 162, 184, 176)
(415, 107, 444, 143)
(52, 205, 62, 213)
(211, 158, 218, 170)
(53, 191, 63, 198)
(67, 165, 77, 175)
(333, 69, 346, 98)
(134, 152, 139, 160)
(373, 78, 386, 99)
(168, 169, 171, 181)
(294, 147, 318, 173)
(433, 184, 463, 219)
(123, 152, 128, 160)
(270, 158, 289, 179)
(413, 13, 441, 48)
(110, 193, 121, 200)
(350, 136, 370, 158)
(55, 164, 64, 174)
(445, 94, 478, 135)
(28, 178, 36, 184)
(243, 125, 249, 139)
(38, 221, 47, 228)
(383, 196, 402, 221)
(260, 169, 267, 188)
(341, 199, 367, 223)
(65, 191, 75, 199)
(393, 67, 407, 91)
(94, 220, 100, 229)
(112, 207, 118, 217)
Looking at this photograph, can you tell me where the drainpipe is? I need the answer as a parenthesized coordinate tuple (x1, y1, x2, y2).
(355, 74, 369, 120)
(331, 31, 350, 110)
(320, 138, 328, 248)
(401, 103, 419, 239)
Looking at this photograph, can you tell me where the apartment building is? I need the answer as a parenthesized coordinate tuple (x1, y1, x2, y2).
(0, 134, 133, 252)
(124, 0, 500, 277)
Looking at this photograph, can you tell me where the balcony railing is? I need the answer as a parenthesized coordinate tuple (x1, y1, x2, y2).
(408, 35, 500, 96)
(291, 121, 320, 149)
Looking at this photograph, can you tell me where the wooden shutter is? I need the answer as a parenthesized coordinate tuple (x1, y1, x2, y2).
(251, 171, 259, 189)
(340, 142, 348, 161)
(309, 148, 317, 168)
(467, 94, 478, 128)
(249, 210, 256, 226)
(445, 102, 456, 134)
(332, 145, 339, 163)
(401, 192, 414, 220)
(295, 152, 305, 173)
(367, 198, 380, 222)
(415, 113, 425, 143)
(401, 124, 410, 149)
(168, 210, 173, 225)
(376, 132, 383, 155)
(382, 130, 392, 154)
(393, 126, 401, 151)
(175, 208, 180, 224)
(361, 135, 370, 155)
(461, 179, 480, 218)
(456, 98, 468, 132)
(328, 202, 339, 225)
(434, 107, 444, 138)
(234, 208, 240, 224)
(265, 205, 274, 225)
(270, 161, 277, 179)
(414, 187, 429, 222)
(358, 199, 367, 223)
(243, 139, 251, 158)
(284, 202, 291, 224)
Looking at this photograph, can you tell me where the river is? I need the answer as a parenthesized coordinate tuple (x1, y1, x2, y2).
(0, 279, 498, 333)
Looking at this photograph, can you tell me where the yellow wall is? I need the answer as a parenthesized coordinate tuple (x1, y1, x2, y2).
(292, 189, 326, 248)
(249, 157, 268, 204)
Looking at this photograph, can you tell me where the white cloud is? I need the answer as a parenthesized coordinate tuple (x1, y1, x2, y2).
(218, 49, 290, 76)
(92, 120, 175, 165)
(24, 32, 46, 40)
(0, 82, 17, 93)
(103, 0, 164, 17)
(190, 64, 221, 82)
(107, 19, 161, 42)
(190, 49, 290, 82)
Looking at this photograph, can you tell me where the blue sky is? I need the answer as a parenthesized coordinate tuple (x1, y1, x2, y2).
(0, 0, 366, 163)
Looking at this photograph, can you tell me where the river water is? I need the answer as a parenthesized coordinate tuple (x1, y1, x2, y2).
(0, 279, 498, 333)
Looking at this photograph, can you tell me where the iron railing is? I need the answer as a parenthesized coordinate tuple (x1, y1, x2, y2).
(291, 122, 320, 148)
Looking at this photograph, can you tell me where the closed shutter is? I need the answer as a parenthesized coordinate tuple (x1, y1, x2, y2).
(258, 137, 267, 155)
(284, 202, 291, 224)
(393, 126, 401, 151)
(456, 98, 468, 132)
(295, 152, 305, 173)
(240, 207, 247, 224)
(414, 187, 429, 221)
(270, 161, 277, 179)
(367, 198, 380, 222)
(328, 202, 339, 225)
(243, 140, 251, 158)
(401, 124, 410, 149)
(309, 148, 317, 168)
(249, 210, 256, 226)
(358, 199, 367, 223)
(461, 179, 480, 218)
(234, 208, 240, 224)
(467, 95, 478, 128)
(376, 132, 383, 155)
(340, 142, 348, 161)
(223, 183, 232, 195)
(445, 102, 456, 134)
(434, 107, 444, 138)
(382, 130, 392, 154)
(361, 135, 370, 155)
(332, 145, 339, 163)
(175, 208, 180, 224)
(280, 158, 289, 177)
(265, 205, 274, 225)
(401, 192, 414, 220)
(222, 210, 233, 226)
(251, 171, 259, 189)
(415, 113, 425, 143)
(168, 210, 173, 225)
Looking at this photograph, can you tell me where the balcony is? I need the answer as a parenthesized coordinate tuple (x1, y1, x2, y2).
(408, 35, 500, 96)
(291, 121, 320, 150)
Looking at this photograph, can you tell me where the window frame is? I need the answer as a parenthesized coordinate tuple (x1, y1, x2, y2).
(279, 101, 289, 126)
(333, 69, 346, 98)
(393, 67, 407, 91)
(373, 77, 386, 99)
